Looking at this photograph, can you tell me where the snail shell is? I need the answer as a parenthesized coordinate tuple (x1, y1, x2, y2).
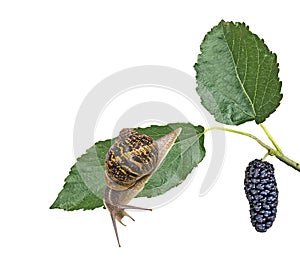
(104, 128, 159, 191)
(104, 127, 182, 247)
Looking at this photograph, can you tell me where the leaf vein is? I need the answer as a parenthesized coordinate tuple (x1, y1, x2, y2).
(258, 60, 276, 112)
(221, 24, 256, 117)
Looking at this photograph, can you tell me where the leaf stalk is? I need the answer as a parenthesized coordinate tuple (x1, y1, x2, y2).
(203, 126, 300, 172)
(259, 123, 283, 153)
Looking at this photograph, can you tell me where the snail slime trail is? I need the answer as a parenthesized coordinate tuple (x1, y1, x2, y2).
(104, 128, 182, 247)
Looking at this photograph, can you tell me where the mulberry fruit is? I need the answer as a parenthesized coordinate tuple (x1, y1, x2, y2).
(244, 159, 278, 232)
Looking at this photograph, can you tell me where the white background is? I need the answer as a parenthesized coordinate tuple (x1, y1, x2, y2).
(1, 0, 300, 272)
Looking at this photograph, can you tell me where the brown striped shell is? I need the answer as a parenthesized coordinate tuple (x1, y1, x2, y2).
(104, 128, 159, 190)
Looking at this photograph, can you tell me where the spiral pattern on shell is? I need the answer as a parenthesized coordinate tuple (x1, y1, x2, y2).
(105, 129, 159, 189)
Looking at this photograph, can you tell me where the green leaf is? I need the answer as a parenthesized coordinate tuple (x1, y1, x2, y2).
(50, 123, 205, 211)
(194, 20, 282, 125)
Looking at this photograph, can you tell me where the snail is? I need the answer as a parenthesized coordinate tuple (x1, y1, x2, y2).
(104, 127, 182, 247)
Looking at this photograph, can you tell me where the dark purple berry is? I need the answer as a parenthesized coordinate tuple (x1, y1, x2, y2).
(244, 159, 279, 232)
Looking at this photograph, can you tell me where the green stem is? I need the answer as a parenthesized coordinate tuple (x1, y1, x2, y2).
(262, 152, 269, 161)
(203, 126, 300, 172)
(259, 123, 283, 153)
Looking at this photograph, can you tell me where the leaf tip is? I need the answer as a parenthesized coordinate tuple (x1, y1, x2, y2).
(49, 204, 57, 210)
(49, 199, 59, 210)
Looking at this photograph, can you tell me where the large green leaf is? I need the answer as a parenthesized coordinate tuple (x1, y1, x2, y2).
(50, 123, 205, 210)
(194, 20, 282, 125)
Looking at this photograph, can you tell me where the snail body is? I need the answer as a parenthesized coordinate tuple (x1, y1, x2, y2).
(104, 127, 182, 247)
